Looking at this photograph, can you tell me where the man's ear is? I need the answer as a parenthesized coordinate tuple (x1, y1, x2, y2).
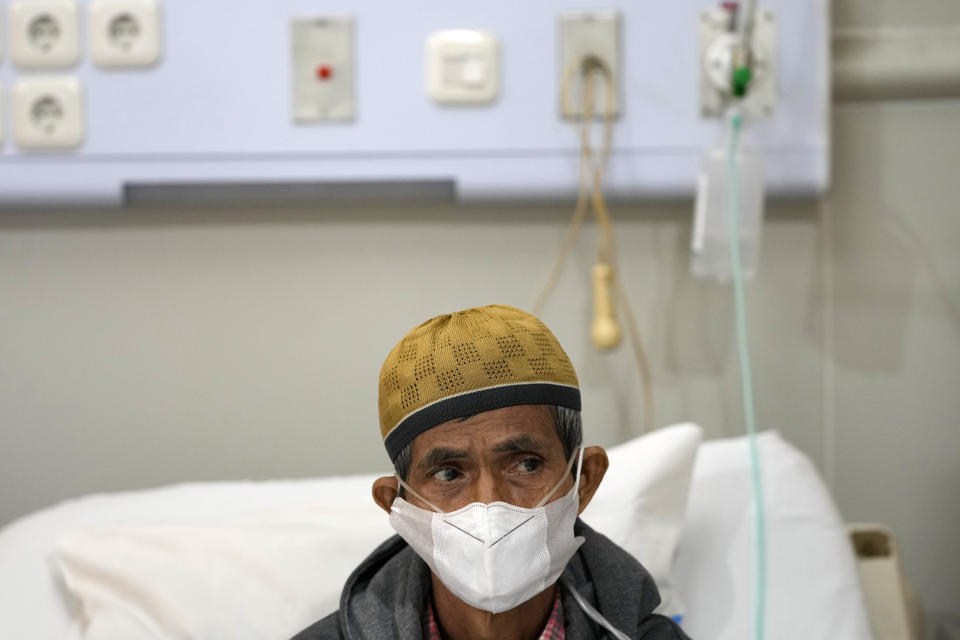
(576, 446, 609, 514)
(372, 476, 399, 514)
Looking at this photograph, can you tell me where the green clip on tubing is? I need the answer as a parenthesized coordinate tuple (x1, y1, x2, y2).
(732, 65, 752, 98)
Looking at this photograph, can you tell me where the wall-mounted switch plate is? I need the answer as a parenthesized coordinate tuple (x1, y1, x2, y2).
(291, 16, 355, 122)
(426, 29, 499, 105)
(558, 10, 621, 120)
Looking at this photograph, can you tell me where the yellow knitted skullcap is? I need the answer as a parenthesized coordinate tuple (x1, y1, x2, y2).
(378, 304, 580, 461)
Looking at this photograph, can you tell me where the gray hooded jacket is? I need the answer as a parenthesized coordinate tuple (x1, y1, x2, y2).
(291, 519, 691, 640)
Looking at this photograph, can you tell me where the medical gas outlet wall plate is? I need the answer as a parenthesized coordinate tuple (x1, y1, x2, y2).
(290, 16, 355, 122)
(425, 30, 499, 105)
(14, 77, 85, 150)
(558, 10, 621, 120)
(698, 7, 777, 119)
(0, 1, 829, 205)
(9, 0, 80, 69)
(89, 0, 163, 68)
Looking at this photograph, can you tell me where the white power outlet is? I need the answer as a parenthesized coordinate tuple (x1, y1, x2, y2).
(89, 0, 163, 68)
(558, 10, 621, 120)
(9, 0, 80, 69)
(14, 77, 85, 150)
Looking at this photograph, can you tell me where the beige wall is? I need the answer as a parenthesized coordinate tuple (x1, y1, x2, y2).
(1, 0, 959, 626)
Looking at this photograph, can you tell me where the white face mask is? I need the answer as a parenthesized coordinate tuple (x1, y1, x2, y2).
(389, 446, 586, 614)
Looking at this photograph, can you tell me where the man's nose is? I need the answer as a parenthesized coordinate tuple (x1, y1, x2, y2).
(471, 470, 504, 505)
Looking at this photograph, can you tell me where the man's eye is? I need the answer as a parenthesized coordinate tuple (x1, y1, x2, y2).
(515, 458, 542, 474)
(431, 467, 461, 483)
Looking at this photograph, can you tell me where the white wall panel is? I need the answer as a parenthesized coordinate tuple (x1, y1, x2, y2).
(0, 0, 829, 205)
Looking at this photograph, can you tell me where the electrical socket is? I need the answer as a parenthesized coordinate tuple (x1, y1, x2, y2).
(558, 10, 621, 120)
(89, 0, 163, 68)
(9, 0, 80, 69)
(14, 77, 85, 150)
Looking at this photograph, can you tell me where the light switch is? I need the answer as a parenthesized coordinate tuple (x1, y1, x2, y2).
(291, 16, 354, 122)
(426, 30, 499, 105)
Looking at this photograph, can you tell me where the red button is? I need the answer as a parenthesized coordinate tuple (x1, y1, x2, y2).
(316, 65, 333, 80)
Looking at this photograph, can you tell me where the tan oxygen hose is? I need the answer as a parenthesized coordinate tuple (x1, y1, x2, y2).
(534, 56, 656, 433)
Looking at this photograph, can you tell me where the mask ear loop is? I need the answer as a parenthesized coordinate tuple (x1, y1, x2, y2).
(394, 475, 446, 514)
(536, 445, 585, 509)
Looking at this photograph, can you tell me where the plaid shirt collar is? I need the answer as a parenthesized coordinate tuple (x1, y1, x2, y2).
(424, 590, 565, 640)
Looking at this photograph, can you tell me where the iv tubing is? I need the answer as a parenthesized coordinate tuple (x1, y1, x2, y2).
(727, 108, 767, 640)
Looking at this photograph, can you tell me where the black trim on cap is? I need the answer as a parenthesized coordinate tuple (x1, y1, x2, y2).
(384, 382, 581, 462)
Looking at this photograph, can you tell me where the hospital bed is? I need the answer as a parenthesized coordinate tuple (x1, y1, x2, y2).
(0, 426, 878, 639)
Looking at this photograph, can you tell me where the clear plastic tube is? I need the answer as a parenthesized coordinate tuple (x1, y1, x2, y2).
(726, 107, 767, 640)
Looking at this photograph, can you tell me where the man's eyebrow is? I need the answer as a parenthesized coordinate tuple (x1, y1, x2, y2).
(417, 447, 468, 471)
(492, 436, 546, 454)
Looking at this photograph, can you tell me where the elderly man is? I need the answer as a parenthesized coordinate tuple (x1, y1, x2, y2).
(293, 305, 689, 640)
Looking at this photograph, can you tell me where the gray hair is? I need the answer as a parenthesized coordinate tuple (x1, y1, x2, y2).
(392, 405, 583, 487)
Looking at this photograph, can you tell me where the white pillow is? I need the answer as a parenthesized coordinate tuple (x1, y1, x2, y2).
(53, 483, 393, 640)
(581, 422, 703, 619)
(672, 431, 873, 640)
(56, 517, 391, 640)
(51, 424, 702, 640)
(0, 478, 387, 640)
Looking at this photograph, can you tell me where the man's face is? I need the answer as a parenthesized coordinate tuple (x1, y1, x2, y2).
(404, 405, 573, 512)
